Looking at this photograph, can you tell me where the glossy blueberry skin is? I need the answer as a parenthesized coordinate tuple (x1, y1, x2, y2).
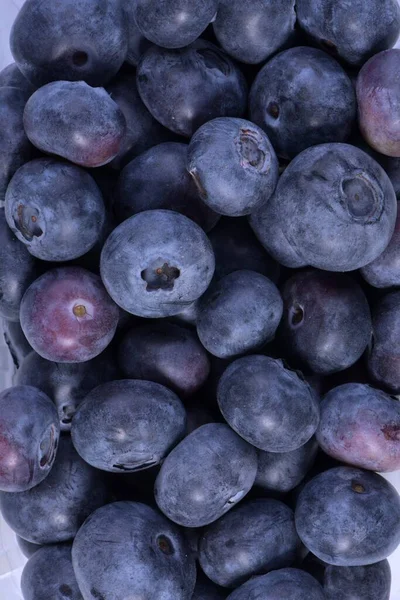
(192, 574, 227, 600)
(101, 210, 215, 318)
(218, 356, 320, 452)
(250, 144, 398, 272)
(0, 385, 59, 492)
(21, 544, 83, 600)
(226, 569, 325, 600)
(295, 466, 400, 566)
(368, 291, 400, 393)
(197, 271, 283, 359)
(296, 0, 400, 67)
(361, 202, 400, 287)
(0, 436, 109, 544)
(134, 0, 218, 48)
(357, 50, 400, 158)
(155, 423, 257, 527)
(249, 47, 356, 160)
(137, 40, 247, 138)
(324, 560, 391, 600)
(115, 143, 219, 231)
(213, 0, 295, 65)
(16, 535, 42, 559)
(72, 501, 196, 600)
(72, 379, 186, 472)
(10, 0, 127, 87)
(0, 63, 36, 96)
(5, 158, 105, 262)
(24, 81, 126, 168)
(119, 322, 210, 398)
(199, 498, 300, 588)
(15, 349, 119, 432)
(256, 437, 319, 494)
(187, 118, 279, 217)
(278, 269, 372, 374)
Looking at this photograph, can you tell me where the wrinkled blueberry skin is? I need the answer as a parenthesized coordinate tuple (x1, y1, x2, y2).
(155, 423, 257, 527)
(368, 291, 400, 393)
(24, 81, 126, 168)
(10, 0, 127, 87)
(3, 321, 32, 369)
(123, 6, 153, 66)
(324, 560, 391, 600)
(199, 498, 300, 588)
(101, 210, 215, 318)
(249, 47, 356, 160)
(197, 271, 283, 359)
(0, 63, 36, 96)
(208, 217, 280, 282)
(192, 574, 227, 600)
(115, 143, 219, 231)
(137, 41, 247, 138)
(119, 322, 210, 398)
(218, 356, 320, 452)
(361, 202, 400, 287)
(317, 383, 400, 472)
(278, 269, 372, 374)
(187, 118, 279, 217)
(357, 50, 400, 158)
(0, 436, 109, 544)
(250, 144, 398, 272)
(0, 385, 59, 492)
(21, 544, 83, 600)
(0, 87, 33, 202)
(134, 0, 218, 49)
(296, 0, 400, 67)
(0, 209, 38, 322)
(15, 535, 42, 559)
(5, 158, 105, 262)
(72, 501, 196, 600)
(15, 349, 119, 432)
(226, 568, 325, 600)
(295, 466, 400, 566)
(213, 0, 295, 65)
(256, 437, 318, 494)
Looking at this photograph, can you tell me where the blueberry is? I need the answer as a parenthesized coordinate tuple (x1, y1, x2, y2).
(278, 269, 372, 374)
(249, 47, 356, 160)
(3, 320, 32, 370)
(384, 158, 400, 200)
(217, 355, 320, 452)
(295, 466, 400, 566)
(10, 0, 127, 87)
(187, 117, 279, 216)
(15, 535, 42, 559)
(256, 437, 319, 494)
(72, 501, 196, 600)
(226, 568, 325, 600)
(368, 291, 400, 392)
(197, 270, 283, 359)
(134, 0, 218, 49)
(115, 142, 219, 231)
(21, 544, 83, 600)
(324, 560, 391, 600)
(23, 81, 126, 168)
(122, 6, 153, 66)
(100, 210, 215, 318)
(192, 573, 227, 600)
(0, 63, 36, 96)
(71, 379, 186, 472)
(5, 158, 105, 262)
(213, 0, 296, 65)
(296, 0, 400, 67)
(249, 144, 398, 272)
(0, 436, 109, 544)
(154, 423, 257, 527)
(119, 322, 210, 398)
(137, 40, 247, 137)
(0, 385, 59, 492)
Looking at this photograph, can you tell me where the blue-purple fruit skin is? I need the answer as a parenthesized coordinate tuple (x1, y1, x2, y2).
(226, 568, 325, 600)
(323, 560, 391, 600)
(295, 466, 400, 566)
(123, 6, 153, 66)
(3, 320, 32, 369)
(0, 63, 36, 96)
(249, 143, 397, 272)
(192, 574, 227, 600)
(15, 535, 42, 559)
(72, 501, 196, 600)
(154, 423, 257, 527)
(368, 291, 400, 393)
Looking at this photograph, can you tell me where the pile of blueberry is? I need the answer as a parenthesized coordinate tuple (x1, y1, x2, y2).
(2, 0, 400, 598)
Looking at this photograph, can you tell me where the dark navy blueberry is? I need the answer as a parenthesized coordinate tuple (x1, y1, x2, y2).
(137, 40, 247, 138)
(362, 202, 400, 287)
(197, 270, 283, 358)
(72, 501, 196, 600)
(155, 423, 257, 527)
(295, 466, 400, 566)
(100, 210, 215, 318)
(115, 142, 219, 231)
(192, 574, 227, 600)
(16, 536, 42, 559)
(368, 291, 400, 393)
(217, 355, 320, 452)
(249, 144, 397, 272)
(226, 569, 325, 600)
(123, 6, 153, 66)
(324, 560, 391, 600)
(187, 118, 279, 217)
(0, 436, 109, 544)
(0, 63, 35, 96)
